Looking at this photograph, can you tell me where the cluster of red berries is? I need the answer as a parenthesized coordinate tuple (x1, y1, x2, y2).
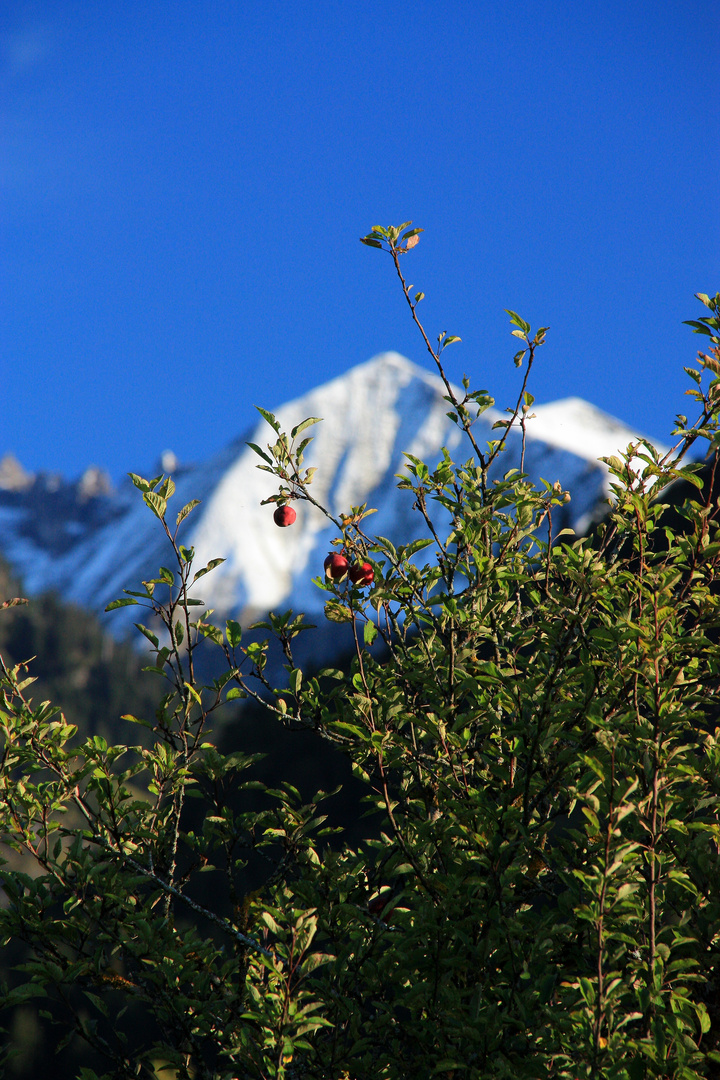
(272, 505, 373, 587)
(324, 552, 374, 587)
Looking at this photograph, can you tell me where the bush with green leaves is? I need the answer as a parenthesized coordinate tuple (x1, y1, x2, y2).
(2, 224, 720, 1079)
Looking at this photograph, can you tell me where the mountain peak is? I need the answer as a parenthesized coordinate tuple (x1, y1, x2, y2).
(526, 397, 657, 466)
(0, 354, 664, 631)
(0, 453, 34, 492)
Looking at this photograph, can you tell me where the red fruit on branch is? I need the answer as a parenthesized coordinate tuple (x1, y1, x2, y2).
(349, 561, 374, 587)
(368, 891, 393, 920)
(273, 505, 297, 527)
(324, 553, 349, 581)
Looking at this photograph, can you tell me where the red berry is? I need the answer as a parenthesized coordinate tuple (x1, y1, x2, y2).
(324, 553, 349, 581)
(349, 561, 374, 587)
(273, 505, 296, 527)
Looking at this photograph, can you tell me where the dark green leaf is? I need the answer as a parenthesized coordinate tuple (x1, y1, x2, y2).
(254, 406, 281, 433)
(134, 624, 160, 649)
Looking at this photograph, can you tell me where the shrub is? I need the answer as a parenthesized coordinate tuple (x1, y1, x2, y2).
(1, 224, 720, 1079)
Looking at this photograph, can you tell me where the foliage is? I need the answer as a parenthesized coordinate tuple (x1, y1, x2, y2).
(1, 226, 720, 1078)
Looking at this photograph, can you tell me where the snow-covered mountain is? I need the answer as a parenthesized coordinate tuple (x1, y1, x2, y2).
(0, 353, 659, 634)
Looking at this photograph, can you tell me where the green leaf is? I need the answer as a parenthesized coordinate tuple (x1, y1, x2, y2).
(324, 601, 353, 623)
(121, 714, 151, 728)
(192, 558, 225, 584)
(579, 977, 596, 1005)
(443, 335, 461, 347)
(375, 535, 397, 558)
(128, 473, 150, 491)
(683, 320, 713, 337)
(176, 499, 201, 526)
(254, 406, 281, 433)
(696, 1001, 711, 1033)
(364, 620, 378, 646)
(135, 624, 160, 649)
(405, 537, 434, 558)
(158, 477, 176, 500)
(291, 417, 322, 439)
(105, 598, 139, 611)
(330, 720, 369, 740)
(246, 442, 273, 464)
(198, 621, 223, 645)
(143, 491, 167, 520)
(226, 619, 242, 647)
(184, 682, 203, 705)
(360, 236, 383, 248)
(259, 910, 281, 934)
(505, 309, 531, 335)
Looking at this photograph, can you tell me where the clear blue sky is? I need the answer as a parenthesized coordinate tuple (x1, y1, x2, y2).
(1, 1, 718, 482)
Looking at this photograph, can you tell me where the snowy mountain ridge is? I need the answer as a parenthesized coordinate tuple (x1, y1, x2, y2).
(0, 353, 660, 632)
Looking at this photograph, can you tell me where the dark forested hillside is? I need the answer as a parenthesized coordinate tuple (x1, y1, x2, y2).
(0, 555, 159, 741)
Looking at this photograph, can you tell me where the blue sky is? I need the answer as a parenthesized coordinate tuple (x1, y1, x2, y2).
(1, 1, 718, 482)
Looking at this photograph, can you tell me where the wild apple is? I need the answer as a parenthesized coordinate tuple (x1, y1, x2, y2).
(349, 561, 374, 586)
(324, 552, 349, 581)
(367, 894, 387, 916)
(368, 891, 393, 921)
(273, 505, 296, 527)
